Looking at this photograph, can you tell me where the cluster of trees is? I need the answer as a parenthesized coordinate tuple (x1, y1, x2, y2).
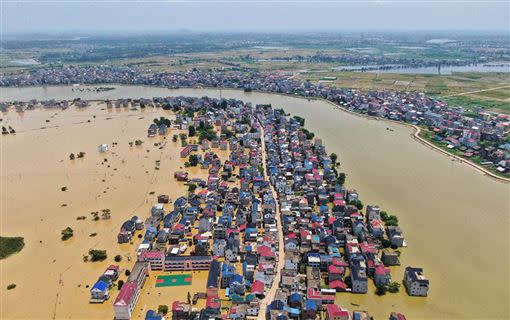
(350, 199, 364, 210)
(381, 211, 399, 226)
(88, 249, 107, 262)
(197, 122, 217, 141)
(301, 128, 315, 140)
(188, 184, 197, 194)
(221, 128, 235, 139)
(61, 227, 74, 241)
(69, 152, 86, 160)
(153, 117, 171, 127)
(186, 154, 199, 167)
(376, 282, 401, 295)
(158, 305, 169, 315)
(293, 115, 305, 126)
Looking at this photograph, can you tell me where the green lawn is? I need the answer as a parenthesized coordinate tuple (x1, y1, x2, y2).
(0, 236, 25, 260)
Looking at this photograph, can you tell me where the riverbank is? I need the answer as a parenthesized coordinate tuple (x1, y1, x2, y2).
(2, 83, 509, 183)
(316, 99, 510, 183)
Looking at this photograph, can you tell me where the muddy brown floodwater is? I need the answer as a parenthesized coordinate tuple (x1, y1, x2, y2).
(1, 85, 509, 320)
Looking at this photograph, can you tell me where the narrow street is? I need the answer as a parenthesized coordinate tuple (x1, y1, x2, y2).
(257, 122, 285, 320)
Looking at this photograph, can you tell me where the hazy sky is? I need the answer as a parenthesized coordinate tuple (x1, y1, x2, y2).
(2, 0, 509, 33)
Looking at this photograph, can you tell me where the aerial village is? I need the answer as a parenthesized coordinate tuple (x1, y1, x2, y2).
(84, 96, 429, 320)
(2, 67, 509, 173)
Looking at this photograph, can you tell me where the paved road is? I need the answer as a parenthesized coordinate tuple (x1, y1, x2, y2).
(257, 123, 285, 320)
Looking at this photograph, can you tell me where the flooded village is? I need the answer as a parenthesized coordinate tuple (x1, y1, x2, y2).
(2, 67, 509, 177)
(74, 96, 426, 320)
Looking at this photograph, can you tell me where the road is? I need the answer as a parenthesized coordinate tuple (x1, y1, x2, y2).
(257, 122, 285, 320)
(442, 84, 510, 98)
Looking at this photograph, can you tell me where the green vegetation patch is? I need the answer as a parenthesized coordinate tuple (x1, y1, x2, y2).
(0, 236, 25, 260)
(441, 96, 510, 114)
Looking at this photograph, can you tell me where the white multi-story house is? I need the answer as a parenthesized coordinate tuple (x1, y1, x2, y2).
(404, 267, 429, 296)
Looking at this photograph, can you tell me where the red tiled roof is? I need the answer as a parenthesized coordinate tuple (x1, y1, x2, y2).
(328, 280, 347, 290)
(326, 304, 350, 319)
(114, 281, 137, 306)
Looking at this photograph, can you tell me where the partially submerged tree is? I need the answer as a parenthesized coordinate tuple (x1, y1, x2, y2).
(61, 227, 74, 241)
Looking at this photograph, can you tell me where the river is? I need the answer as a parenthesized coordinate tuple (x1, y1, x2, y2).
(1, 85, 509, 319)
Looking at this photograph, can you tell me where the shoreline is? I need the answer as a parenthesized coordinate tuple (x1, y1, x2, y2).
(319, 99, 510, 184)
(2, 83, 509, 183)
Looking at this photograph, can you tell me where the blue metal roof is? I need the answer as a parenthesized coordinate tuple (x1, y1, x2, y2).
(91, 280, 108, 292)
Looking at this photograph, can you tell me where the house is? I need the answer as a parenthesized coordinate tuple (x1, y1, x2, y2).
(381, 250, 400, 266)
(157, 194, 169, 203)
(172, 301, 192, 320)
(113, 281, 140, 320)
(302, 300, 318, 319)
(164, 255, 212, 271)
(350, 266, 368, 293)
(387, 226, 405, 247)
(174, 171, 188, 181)
(403, 267, 429, 296)
(128, 262, 150, 289)
(229, 304, 247, 319)
(90, 280, 109, 303)
(207, 260, 221, 297)
(145, 310, 165, 320)
(137, 250, 165, 270)
(374, 264, 391, 286)
(148, 124, 157, 137)
(389, 312, 407, 320)
(98, 144, 109, 153)
(180, 146, 192, 158)
(326, 304, 350, 320)
(221, 263, 236, 288)
(159, 124, 168, 135)
(352, 310, 370, 320)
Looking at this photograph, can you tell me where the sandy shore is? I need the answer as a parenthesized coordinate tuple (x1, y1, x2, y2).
(0, 102, 210, 319)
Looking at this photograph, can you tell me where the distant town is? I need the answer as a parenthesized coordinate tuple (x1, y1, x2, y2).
(2, 66, 509, 178)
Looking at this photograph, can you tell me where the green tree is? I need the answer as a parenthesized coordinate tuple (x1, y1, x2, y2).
(188, 184, 197, 194)
(88, 249, 107, 262)
(188, 154, 199, 167)
(158, 305, 169, 315)
(375, 284, 388, 296)
(330, 153, 338, 165)
(388, 282, 401, 293)
(114, 255, 122, 262)
(188, 125, 196, 137)
(187, 292, 191, 304)
(117, 280, 124, 290)
(61, 227, 74, 241)
(293, 116, 305, 126)
(69, 153, 75, 160)
(338, 172, 346, 185)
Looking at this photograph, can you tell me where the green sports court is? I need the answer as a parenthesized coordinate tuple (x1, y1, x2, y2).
(155, 274, 192, 287)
